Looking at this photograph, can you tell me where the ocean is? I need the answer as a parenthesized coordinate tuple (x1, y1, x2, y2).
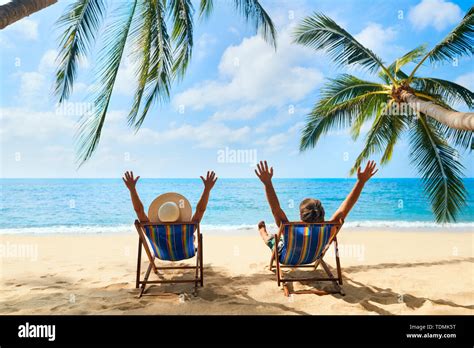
(0, 178, 473, 234)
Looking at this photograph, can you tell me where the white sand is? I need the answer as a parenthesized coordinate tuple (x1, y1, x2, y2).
(0, 229, 472, 315)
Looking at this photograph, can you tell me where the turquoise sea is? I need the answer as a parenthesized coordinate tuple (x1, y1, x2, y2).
(0, 178, 473, 234)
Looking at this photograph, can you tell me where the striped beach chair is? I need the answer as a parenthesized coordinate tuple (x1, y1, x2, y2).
(134, 220, 203, 297)
(269, 222, 344, 296)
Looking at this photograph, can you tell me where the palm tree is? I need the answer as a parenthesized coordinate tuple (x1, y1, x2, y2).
(54, 0, 276, 164)
(294, 10, 473, 223)
(0, 0, 57, 29)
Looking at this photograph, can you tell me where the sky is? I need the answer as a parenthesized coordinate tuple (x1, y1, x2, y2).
(0, 0, 473, 178)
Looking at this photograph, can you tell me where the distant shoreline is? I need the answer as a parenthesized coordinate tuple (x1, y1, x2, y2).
(2, 178, 473, 228)
(1, 177, 474, 180)
(0, 222, 473, 235)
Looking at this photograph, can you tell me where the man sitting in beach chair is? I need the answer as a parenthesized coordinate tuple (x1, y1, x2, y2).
(255, 160, 377, 295)
(255, 160, 378, 250)
(122, 170, 217, 297)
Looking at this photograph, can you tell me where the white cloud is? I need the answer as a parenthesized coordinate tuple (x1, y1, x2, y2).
(355, 23, 397, 53)
(113, 56, 137, 96)
(15, 49, 59, 106)
(210, 104, 267, 121)
(6, 18, 38, 40)
(196, 33, 217, 59)
(123, 121, 252, 149)
(255, 121, 304, 152)
(173, 28, 323, 113)
(0, 107, 75, 141)
(260, 132, 290, 151)
(38, 49, 58, 73)
(18, 71, 47, 102)
(408, 0, 462, 31)
(0, 17, 38, 48)
(0, 33, 12, 48)
(228, 26, 240, 36)
(255, 106, 310, 134)
(455, 72, 474, 92)
(14, 49, 92, 107)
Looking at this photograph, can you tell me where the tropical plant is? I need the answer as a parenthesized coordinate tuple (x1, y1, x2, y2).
(0, 0, 57, 29)
(54, 0, 276, 164)
(294, 9, 473, 223)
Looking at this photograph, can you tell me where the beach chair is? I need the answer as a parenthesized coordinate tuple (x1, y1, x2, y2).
(134, 220, 203, 298)
(269, 222, 344, 297)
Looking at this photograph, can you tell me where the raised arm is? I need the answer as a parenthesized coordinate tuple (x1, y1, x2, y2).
(255, 160, 288, 227)
(122, 171, 149, 223)
(330, 161, 378, 222)
(192, 171, 218, 223)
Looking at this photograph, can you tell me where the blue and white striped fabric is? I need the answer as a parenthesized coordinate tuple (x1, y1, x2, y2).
(143, 224, 196, 261)
(279, 224, 337, 265)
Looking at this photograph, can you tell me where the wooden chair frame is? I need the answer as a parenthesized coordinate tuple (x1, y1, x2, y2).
(269, 222, 345, 297)
(134, 220, 204, 298)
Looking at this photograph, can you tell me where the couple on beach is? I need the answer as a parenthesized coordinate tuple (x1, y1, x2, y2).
(123, 160, 378, 251)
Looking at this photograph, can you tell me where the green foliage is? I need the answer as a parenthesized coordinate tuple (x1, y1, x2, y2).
(300, 75, 389, 151)
(295, 8, 474, 222)
(76, 0, 138, 164)
(55, 0, 277, 165)
(55, 0, 107, 102)
(410, 116, 466, 223)
(293, 13, 389, 77)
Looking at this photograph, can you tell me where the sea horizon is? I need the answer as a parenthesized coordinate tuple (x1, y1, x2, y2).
(2, 177, 473, 179)
(1, 178, 473, 234)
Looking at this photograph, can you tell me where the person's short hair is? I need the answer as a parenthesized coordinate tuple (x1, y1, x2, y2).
(299, 198, 325, 223)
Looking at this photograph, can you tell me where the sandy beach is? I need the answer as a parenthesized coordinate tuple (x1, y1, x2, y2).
(0, 229, 472, 315)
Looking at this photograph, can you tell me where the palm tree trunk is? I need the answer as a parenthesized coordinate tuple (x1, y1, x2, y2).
(400, 90, 474, 131)
(0, 0, 57, 29)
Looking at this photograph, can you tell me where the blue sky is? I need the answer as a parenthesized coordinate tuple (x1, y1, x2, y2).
(0, 0, 473, 178)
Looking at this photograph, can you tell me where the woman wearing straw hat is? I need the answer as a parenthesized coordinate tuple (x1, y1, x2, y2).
(122, 170, 218, 224)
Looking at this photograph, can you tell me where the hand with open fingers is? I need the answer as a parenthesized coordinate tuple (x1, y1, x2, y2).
(122, 171, 140, 190)
(255, 160, 274, 185)
(357, 160, 378, 183)
(200, 171, 218, 190)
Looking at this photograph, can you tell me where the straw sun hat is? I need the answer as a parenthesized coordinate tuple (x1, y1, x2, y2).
(147, 192, 193, 223)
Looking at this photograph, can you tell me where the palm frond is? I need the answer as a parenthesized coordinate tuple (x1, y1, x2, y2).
(170, 0, 194, 78)
(232, 0, 277, 48)
(409, 115, 467, 222)
(350, 92, 389, 140)
(127, 0, 154, 129)
(300, 76, 389, 151)
(55, 0, 107, 103)
(300, 103, 353, 152)
(350, 101, 410, 175)
(76, 0, 138, 165)
(131, 0, 173, 130)
(381, 45, 427, 84)
(378, 68, 409, 84)
(293, 13, 393, 80)
(427, 6, 473, 64)
(408, 6, 473, 79)
(380, 107, 410, 164)
(300, 91, 385, 151)
(199, 0, 213, 18)
(412, 77, 474, 109)
(438, 123, 473, 151)
(320, 74, 389, 105)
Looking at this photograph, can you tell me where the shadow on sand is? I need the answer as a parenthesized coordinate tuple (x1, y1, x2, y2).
(284, 257, 474, 315)
(1, 257, 472, 315)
